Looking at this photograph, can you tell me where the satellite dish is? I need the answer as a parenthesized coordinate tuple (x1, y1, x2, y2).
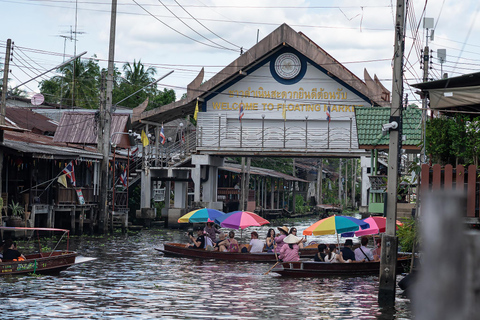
(31, 93, 45, 106)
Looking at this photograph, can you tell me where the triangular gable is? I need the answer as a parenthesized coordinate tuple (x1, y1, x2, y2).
(139, 23, 389, 124)
(204, 46, 372, 121)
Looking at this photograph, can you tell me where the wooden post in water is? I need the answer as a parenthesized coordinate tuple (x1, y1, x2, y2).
(412, 190, 480, 319)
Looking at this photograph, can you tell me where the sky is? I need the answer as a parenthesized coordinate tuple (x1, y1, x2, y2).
(2, 0, 480, 106)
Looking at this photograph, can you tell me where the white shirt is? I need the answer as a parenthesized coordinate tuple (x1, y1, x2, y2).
(354, 246, 374, 261)
(249, 238, 264, 253)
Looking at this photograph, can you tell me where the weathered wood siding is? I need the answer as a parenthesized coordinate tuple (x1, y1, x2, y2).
(420, 164, 478, 217)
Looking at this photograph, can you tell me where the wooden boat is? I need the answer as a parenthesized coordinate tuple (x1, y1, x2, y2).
(1, 251, 78, 275)
(0, 226, 93, 275)
(271, 254, 412, 277)
(156, 242, 318, 262)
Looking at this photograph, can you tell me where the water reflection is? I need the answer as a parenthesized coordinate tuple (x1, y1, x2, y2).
(0, 217, 411, 319)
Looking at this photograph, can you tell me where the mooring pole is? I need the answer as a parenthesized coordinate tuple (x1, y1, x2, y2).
(378, 0, 405, 307)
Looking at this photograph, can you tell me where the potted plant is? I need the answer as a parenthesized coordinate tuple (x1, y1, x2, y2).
(7, 201, 25, 227)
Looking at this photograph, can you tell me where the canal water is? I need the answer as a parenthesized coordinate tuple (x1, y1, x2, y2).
(0, 217, 412, 319)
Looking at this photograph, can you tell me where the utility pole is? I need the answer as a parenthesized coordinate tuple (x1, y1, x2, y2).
(0, 39, 12, 196)
(317, 159, 323, 205)
(245, 157, 251, 210)
(99, 0, 117, 233)
(352, 159, 356, 209)
(420, 17, 434, 164)
(379, 0, 405, 306)
(1, 39, 11, 143)
(240, 157, 245, 211)
(338, 159, 342, 202)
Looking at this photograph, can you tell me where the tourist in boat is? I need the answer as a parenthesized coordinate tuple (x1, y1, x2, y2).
(324, 244, 350, 263)
(340, 239, 356, 261)
(274, 226, 289, 254)
(218, 231, 239, 253)
(204, 222, 221, 243)
(279, 234, 303, 262)
(265, 229, 276, 253)
(372, 238, 381, 261)
(313, 244, 327, 262)
(214, 232, 226, 251)
(2, 239, 26, 261)
(354, 236, 374, 262)
(248, 231, 264, 253)
(289, 227, 307, 248)
(187, 227, 206, 249)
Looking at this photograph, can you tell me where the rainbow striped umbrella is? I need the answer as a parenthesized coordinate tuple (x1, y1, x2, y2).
(177, 208, 225, 223)
(303, 215, 370, 236)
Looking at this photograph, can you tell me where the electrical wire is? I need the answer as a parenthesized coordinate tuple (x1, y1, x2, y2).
(156, 0, 237, 52)
(131, 0, 239, 51)
(172, 0, 242, 50)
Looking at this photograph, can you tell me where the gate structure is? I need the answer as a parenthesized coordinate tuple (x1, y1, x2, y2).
(135, 24, 394, 221)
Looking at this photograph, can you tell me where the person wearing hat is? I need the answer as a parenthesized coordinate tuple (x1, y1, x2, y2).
(289, 227, 307, 248)
(279, 234, 303, 262)
(341, 239, 356, 261)
(274, 226, 289, 254)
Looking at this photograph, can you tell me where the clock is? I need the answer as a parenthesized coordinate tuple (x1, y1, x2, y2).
(274, 53, 301, 79)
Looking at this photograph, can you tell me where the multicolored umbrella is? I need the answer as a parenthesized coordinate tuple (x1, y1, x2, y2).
(345, 216, 403, 237)
(303, 215, 370, 236)
(214, 211, 269, 230)
(177, 208, 225, 223)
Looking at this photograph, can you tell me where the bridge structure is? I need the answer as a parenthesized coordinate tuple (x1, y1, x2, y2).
(133, 24, 392, 225)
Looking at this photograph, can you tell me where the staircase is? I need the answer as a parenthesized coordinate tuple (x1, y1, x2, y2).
(126, 130, 197, 186)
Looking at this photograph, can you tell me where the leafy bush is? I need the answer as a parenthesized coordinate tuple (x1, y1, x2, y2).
(397, 218, 418, 252)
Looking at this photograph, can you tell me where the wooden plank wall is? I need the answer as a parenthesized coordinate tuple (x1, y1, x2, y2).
(420, 164, 477, 217)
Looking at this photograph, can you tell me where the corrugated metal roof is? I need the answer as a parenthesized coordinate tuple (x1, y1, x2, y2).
(6, 106, 57, 135)
(220, 164, 307, 182)
(4, 131, 102, 160)
(54, 112, 133, 148)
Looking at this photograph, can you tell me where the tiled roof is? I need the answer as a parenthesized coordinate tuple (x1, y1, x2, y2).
(355, 106, 422, 149)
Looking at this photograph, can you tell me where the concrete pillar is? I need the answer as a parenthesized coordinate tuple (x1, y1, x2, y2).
(270, 177, 274, 209)
(193, 164, 201, 203)
(174, 181, 187, 208)
(140, 168, 151, 208)
(191, 154, 224, 210)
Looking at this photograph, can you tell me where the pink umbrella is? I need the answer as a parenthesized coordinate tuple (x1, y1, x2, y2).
(214, 211, 269, 229)
(353, 216, 403, 237)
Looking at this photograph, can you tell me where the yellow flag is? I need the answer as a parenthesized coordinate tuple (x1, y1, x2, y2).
(141, 130, 149, 147)
(57, 174, 68, 188)
(194, 100, 199, 121)
(282, 105, 287, 120)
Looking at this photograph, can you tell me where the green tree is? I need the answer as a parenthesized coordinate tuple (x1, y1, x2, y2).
(112, 60, 176, 110)
(113, 60, 156, 109)
(39, 57, 101, 109)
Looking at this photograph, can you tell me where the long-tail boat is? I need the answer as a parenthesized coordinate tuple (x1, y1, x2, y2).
(271, 254, 412, 277)
(156, 242, 318, 262)
(1, 227, 93, 275)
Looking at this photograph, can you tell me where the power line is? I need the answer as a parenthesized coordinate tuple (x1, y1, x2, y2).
(131, 0, 238, 51)
(172, 0, 242, 50)
(156, 0, 237, 52)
